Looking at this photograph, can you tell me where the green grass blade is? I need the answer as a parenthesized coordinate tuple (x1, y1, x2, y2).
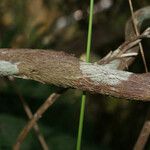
(76, 0, 94, 150)
(86, 0, 94, 62)
(76, 94, 86, 150)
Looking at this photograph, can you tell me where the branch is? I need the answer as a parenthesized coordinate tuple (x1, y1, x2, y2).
(13, 91, 63, 150)
(11, 81, 49, 150)
(133, 120, 150, 150)
(0, 49, 150, 101)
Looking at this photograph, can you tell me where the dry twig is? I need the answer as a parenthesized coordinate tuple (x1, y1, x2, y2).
(13, 90, 64, 150)
(128, 0, 148, 72)
(134, 119, 150, 150)
(97, 27, 150, 65)
(15, 88, 49, 150)
(9, 78, 49, 150)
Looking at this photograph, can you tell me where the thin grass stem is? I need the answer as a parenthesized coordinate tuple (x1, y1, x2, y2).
(76, 0, 94, 150)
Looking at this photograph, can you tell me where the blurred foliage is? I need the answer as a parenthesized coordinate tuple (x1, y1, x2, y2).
(0, 0, 150, 149)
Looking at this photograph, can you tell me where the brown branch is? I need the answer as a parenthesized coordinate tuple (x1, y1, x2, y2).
(134, 120, 150, 150)
(11, 81, 49, 150)
(7, 76, 49, 149)
(1, 49, 150, 101)
(13, 90, 64, 150)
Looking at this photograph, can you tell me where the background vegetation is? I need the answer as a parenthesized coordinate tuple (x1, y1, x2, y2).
(0, 0, 150, 149)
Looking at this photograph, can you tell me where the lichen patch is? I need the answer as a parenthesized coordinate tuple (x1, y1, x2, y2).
(80, 62, 133, 86)
(0, 60, 19, 76)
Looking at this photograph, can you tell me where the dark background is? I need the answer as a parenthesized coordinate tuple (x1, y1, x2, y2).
(0, 0, 150, 149)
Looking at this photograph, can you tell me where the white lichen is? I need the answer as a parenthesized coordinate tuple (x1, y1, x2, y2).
(0, 60, 19, 76)
(80, 62, 133, 86)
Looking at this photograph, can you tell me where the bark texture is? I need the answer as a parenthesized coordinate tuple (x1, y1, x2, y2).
(0, 49, 150, 101)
